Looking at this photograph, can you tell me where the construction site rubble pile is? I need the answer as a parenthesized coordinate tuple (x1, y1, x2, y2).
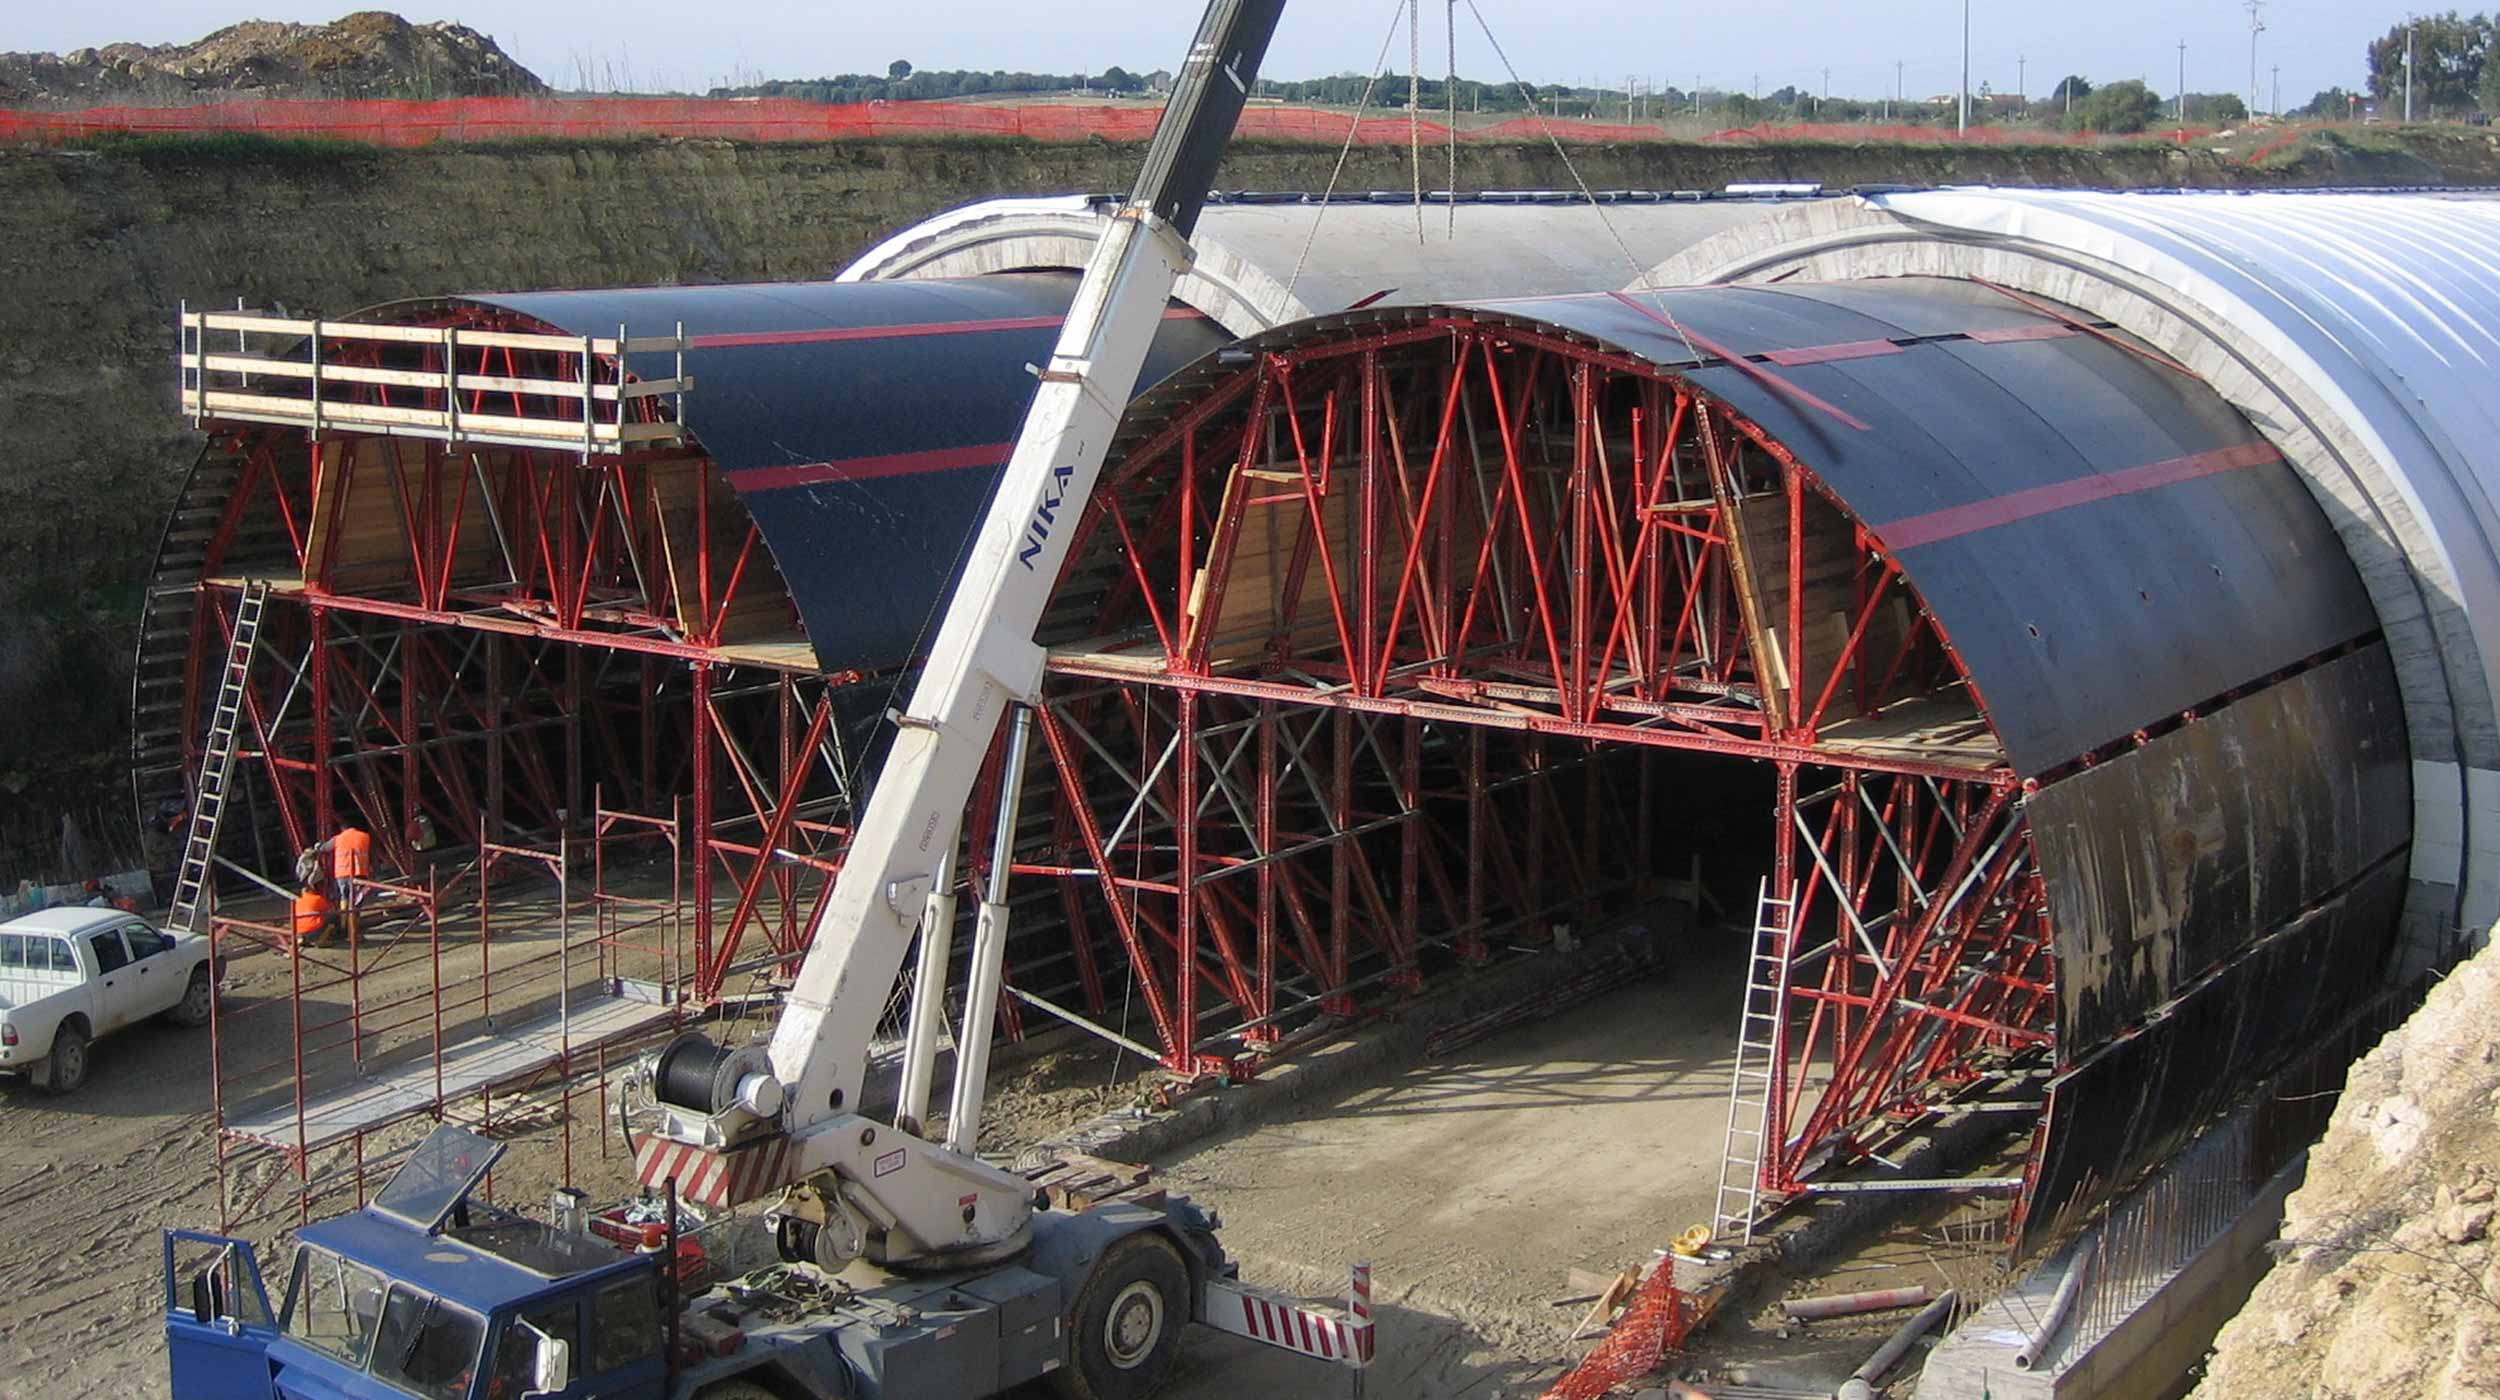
(0, 12, 546, 107)
(2194, 938, 2500, 1400)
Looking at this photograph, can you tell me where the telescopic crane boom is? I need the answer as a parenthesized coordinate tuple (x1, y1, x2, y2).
(634, 0, 1288, 1273)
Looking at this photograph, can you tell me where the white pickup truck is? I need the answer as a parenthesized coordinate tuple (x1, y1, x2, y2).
(0, 906, 217, 1094)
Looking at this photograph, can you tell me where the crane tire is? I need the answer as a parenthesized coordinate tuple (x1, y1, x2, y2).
(1051, 1231, 1190, 1400)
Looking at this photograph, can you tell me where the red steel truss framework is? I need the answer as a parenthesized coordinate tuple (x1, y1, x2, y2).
(1035, 314, 2057, 1210)
(171, 307, 2060, 1230)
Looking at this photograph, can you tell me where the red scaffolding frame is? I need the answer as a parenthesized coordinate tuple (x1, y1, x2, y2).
(1032, 315, 2055, 1215)
(166, 303, 2060, 1239)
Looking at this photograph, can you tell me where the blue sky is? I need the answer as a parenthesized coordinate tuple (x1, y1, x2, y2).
(14, 2, 2404, 109)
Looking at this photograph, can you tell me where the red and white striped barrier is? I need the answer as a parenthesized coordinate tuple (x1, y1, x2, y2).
(633, 1132, 792, 1209)
(1202, 1265, 1374, 1369)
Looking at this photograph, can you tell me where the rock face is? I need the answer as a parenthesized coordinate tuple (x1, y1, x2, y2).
(0, 12, 545, 106)
(2194, 941, 2500, 1400)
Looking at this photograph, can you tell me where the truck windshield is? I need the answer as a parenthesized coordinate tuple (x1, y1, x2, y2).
(370, 1284, 485, 1400)
(282, 1245, 390, 1366)
(281, 1246, 485, 1399)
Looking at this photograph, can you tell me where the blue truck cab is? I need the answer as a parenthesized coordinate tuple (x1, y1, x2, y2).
(164, 1122, 1328, 1400)
(168, 1127, 662, 1400)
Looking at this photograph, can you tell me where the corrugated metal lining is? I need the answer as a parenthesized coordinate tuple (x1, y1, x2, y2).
(452, 274, 1227, 674)
(1453, 279, 2383, 777)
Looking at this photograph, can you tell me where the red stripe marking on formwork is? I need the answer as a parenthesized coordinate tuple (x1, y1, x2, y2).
(728, 441, 1015, 491)
(1875, 441, 2282, 551)
(1763, 338, 1903, 367)
(688, 306, 1206, 350)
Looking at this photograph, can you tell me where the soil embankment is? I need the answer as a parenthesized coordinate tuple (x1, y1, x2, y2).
(4, 127, 2499, 797)
(2193, 939, 2500, 1400)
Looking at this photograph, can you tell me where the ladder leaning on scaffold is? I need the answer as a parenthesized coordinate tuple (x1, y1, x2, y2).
(166, 580, 269, 936)
(1713, 877, 1796, 1245)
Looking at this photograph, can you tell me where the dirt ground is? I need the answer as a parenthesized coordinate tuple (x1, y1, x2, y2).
(1123, 936, 1748, 1399)
(6, 887, 1937, 1400)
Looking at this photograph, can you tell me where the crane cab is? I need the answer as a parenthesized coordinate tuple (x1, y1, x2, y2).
(167, 1125, 657, 1400)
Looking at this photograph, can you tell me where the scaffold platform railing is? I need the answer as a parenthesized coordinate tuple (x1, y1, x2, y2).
(178, 308, 693, 455)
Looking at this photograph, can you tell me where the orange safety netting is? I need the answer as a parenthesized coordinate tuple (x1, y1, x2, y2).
(0, 97, 2203, 151)
(1539, 1259, 1695, 1400)
(1701, 120, 2222, 147)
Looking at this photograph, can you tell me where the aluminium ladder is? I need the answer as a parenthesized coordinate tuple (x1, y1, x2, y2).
(167, 581, 269, 936)
(1713, 878, 1796, 1246)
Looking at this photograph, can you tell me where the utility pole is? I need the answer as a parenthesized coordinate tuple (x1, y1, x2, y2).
(1890, 59, 1901, 121)
(2271, 63, 2280, 118)
(2177, 39, 2188, 132)
(1959, 0, 1971, 134)
(1695, 71, 1703, 117)
(2018, 53, 2027, 114)
(2405, 18, 2417, 123)
(2246, 0, 2266, 118)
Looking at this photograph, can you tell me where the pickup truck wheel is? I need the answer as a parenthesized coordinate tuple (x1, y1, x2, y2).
(167, 966, 214, 1028)
(1051, 1232, 1189, 1400)
(41, 1021, 89, 1095)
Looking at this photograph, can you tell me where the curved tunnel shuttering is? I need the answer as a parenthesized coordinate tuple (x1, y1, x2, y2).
(1040, 275, 2411, 1241)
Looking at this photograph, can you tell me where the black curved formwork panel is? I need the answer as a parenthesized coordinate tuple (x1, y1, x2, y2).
(1469, 280, 2384, 779)
(464, 274, 1227, 675)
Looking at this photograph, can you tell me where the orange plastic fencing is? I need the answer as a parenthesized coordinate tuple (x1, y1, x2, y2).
(1702, 120, 2221, 147)
(1537, 1258, 1694, 1400)
(0, 96, 2196, 150)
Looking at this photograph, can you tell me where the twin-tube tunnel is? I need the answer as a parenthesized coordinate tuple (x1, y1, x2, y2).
(145, 189, 2500, 1247)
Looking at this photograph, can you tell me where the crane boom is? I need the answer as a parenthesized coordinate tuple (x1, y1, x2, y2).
(634, 0, 1286, 1273)
(771, 0, 1284, 1131)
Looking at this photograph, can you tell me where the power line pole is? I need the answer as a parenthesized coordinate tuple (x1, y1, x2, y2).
(1695, 71, 1703, 116)
(2018, 53, 2027, 112)
(2400, 17, 2420, 121)
(2177, 39, 2188, 132)
(1891, 59, 1901, 121)
(2246, 0, 2266, 117)
(1959, 0, 1972, 134)
(2405, 18, 2417, 123)
(2271, 63, 2280, 118)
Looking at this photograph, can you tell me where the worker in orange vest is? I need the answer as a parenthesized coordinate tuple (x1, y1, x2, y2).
(310, 825, 376, 909)
(291, 885, 337, 948)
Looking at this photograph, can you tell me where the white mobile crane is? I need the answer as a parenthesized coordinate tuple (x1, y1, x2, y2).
(163, 3, 1369, 1398)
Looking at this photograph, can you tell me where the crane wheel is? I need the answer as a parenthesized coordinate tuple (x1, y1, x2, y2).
(1052, 1232, 1190, 1400)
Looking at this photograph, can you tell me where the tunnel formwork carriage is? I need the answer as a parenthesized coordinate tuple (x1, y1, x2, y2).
(1031, 275, 2411, 1244)
(142, 187, 2424, 1250)
(144, 196, 1818, 1225)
